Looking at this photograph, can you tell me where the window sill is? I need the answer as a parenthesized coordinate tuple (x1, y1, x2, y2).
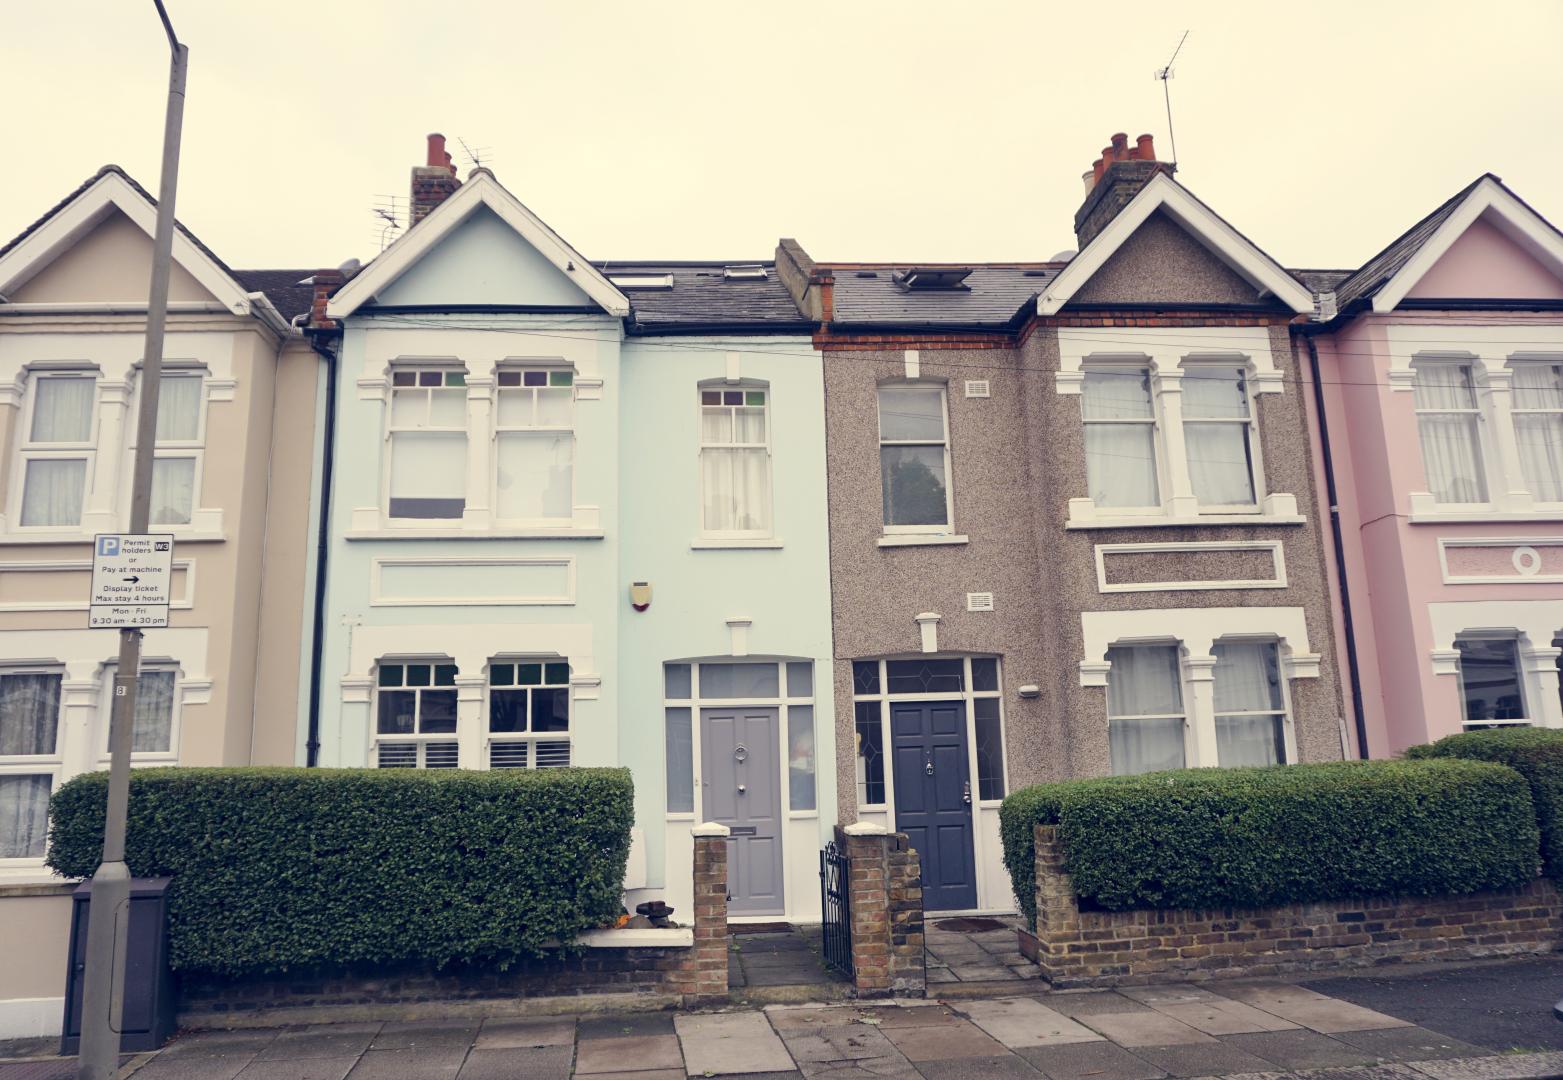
(690, 538, 784, 550)
(0, 870, 74, 893)
(877, 534, 970, 548)
(346, 528, 606, 541)
(1410, 511, 1563, 524)
(0, 530, 224, 545)
(1066, 515, 1306, 530)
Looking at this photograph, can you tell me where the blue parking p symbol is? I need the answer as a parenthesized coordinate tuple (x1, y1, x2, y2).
(98, 537, 120, 557)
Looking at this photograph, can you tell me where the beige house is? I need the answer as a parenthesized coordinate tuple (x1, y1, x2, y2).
(0, 167, 320, 1038)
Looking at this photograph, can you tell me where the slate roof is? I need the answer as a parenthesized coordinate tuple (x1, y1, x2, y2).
(1330, 176, 1489, 311)
(233, 269, 316, 322)
(595, 262, 813, 333)
(1290, 268, 1353, 294)
(827, 265, 1064, 330)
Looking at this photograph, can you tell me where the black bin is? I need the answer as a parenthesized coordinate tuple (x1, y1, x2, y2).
(61, 877, 175, 1054)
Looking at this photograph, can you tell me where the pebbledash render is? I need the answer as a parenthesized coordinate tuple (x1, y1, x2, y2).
(778, 134, 1348, 913)
(0, 167, 321, 1038)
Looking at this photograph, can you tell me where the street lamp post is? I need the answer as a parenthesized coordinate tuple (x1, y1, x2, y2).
(76, 4, 186, 1077)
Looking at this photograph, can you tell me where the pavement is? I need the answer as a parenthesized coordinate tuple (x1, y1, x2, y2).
(924, 915, 1041, 986)
(6, 958, 1563, 1080)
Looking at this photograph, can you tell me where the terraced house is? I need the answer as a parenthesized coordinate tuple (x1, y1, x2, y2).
(779, 134, 1347, 912)
(0, 167, 320, 1037)
(309, 137, 835, 924)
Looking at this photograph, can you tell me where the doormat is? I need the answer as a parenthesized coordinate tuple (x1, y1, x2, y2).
(729, 921, 794, 934)
(933, 917, 1009, 933)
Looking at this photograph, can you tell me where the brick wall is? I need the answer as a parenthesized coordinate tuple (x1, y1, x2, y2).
(844, 824, 926, 998)
(1028, 825, 1562, 988)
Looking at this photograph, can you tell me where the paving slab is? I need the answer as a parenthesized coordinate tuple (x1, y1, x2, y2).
(1221, 1029, 1388, 1070)
(1125, 1041, 1279, 1078)
(370, 1021, 480, 1052)
(847, 1005, 961, 1030)
(579, 1013, 678, 1040)
(233, 1057, 360, 1080)
(576, 1033, 683, 1074)
(910, 1054, 1041, 1079)
(676, 1012, 794, 1076)
(957, 998, 1105, 1049)
(1216, 984, 1414, 1033)
(794, 1063, 916, 1080)
(879, 1020, 1007, 1063)
(584, 1073, 686, 1080)
(254, 1026, 381, 1062)
(1076, 1010, 1215, 1048)
(344, 1047, 465, 1079)
(1329, 1027, 1490, 1062)
(474, 1017, 575, 1049)
(1016, 1041, 1167, 1080)
(1045, 992, 1156, 1019)
(159, 1032, 281, 1060)
(455, 1045, 572, 1080)
(1406, 1050, 1563, 1080)
(1118, 987, 1222, 1006)
(1148, 999, 1300, 1036)
(777, 1025, 902, 1064)
(130, 1054, 258, 1080)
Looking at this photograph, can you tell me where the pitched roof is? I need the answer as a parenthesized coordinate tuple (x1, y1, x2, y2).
(827, 265, 1063, 330)
(1290, 268, 1353, 293)
(597, 262, 812, 333)
(1329, 176, 1486, 311)
(232, 269, 317, 323)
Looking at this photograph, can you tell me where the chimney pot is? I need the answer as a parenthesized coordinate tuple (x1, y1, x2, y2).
(1092, 158, 1106, 184)
(1111, 132, 1130, 159)
(1082, 169, 1097, 195)
(1135, 134, 1156, 161)
(411, 131, 462, 224)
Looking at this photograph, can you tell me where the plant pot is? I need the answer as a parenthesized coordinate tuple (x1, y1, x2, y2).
(1016, 926, 1041, 964)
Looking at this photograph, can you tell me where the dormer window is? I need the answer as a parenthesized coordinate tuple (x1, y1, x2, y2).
(895, 267, 972, 290)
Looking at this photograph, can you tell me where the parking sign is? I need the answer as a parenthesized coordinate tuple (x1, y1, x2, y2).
(89, 533, 175, 628)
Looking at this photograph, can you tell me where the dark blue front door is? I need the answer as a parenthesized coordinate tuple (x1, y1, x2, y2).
(890, 700, 977, 910)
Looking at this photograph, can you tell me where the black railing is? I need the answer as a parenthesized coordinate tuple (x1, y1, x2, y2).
(819, 841, 853, 978)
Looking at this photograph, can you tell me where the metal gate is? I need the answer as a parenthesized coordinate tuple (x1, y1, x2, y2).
(819, 841, 852, 978)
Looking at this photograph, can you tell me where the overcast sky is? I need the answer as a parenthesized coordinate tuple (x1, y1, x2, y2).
(4, 1, 1561, 274)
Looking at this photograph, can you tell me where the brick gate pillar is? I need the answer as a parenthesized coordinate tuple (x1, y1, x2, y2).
(1034, 824, 1083, 982)
(844, 822, 926, 998)
(690, 822, 731, 1005)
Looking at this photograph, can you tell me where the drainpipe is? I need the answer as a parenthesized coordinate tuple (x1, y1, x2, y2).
(1303, 331, 1371, 760)
(304, 329, 338, 767)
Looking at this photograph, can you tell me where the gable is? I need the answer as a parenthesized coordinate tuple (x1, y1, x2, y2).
(9, 209, 216, 305)
(1403, 213, 1563, 302)
(1067, 210, 1263, 306)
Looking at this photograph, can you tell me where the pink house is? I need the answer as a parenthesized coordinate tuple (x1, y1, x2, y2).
(1304, 175, 1563, 755)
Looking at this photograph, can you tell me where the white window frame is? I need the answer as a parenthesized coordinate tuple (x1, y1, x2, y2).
(1104, 642, 1189, 775)
(485, 656, 572, 769)
(11, 371, 98, 532)
(697, 382, 774, 540)
(383, 365, 469, 523)
(491, 366, 575, 526)
(95, 664, 181, 764)
(1211, 637, 1295, 767)
(1453, 632, 1531, 729)
(661, 658, 819, 822)
(848, 655, 1008, 813)
(0, 667, 67, 868)
(1511, 359, 1563, 507)
(371, 657, 461, 769)
(1412, 359, 1494, 509)
(1181, 361, 1265, 513)
(128, 369, 208, 528)
(1079, 363, 1164, 517)
(877, 383, 955, 535)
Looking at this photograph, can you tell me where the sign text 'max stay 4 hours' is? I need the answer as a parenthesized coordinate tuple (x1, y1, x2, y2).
(89, 534, 175, 629)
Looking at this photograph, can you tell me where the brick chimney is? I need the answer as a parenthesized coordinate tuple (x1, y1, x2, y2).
(1074, 132, 1175, 248)
(410, 133, 460, 225)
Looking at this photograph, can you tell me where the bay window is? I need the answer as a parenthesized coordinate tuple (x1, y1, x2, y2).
(0, 671, 61, 860)
(18, 374, 95, 528)
(1183, 366, 1258, 508)
(1512, 362, 1563, 503)
(1081, 369, 1159, 509)
(1414, 363, 1488, 505)
(487, 659, 571, 768)
(878, 386, 952, 530)
(388, 368, 467, 520)
(495, 368, 574, 523)
(1106, 645, 1186, 775)
(1212, 640, 1287, 766)
(373, 660, 459, 768)
(700, 386, 771, 536)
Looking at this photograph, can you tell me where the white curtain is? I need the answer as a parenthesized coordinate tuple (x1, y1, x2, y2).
(0, 775, 51, 859)
(31, 377, 94, 443)
(496, 434, 573, 521)
(0, 673, 60, 755)
(1185, 424, 1255, 506)
(703, 448, 771, 532)
(1213, 642, 1284, 766)
(1415, 366, 1488, 503)
(1083, 371, 1158, 507)
(389, 431, 466, 517)
(133, 671, 175, 753)
(1106, 645, 1186, 775)
(1514, 364, 1563, 502)
(155, 375, 202, 441)
(788, 705, 816, 811)
(20, 458, 86, 527)
(150, 457, 195, 525)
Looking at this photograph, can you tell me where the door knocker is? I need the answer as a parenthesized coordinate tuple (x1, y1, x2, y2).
(734, 744, 748, 763)
(925, 756, 934, 776)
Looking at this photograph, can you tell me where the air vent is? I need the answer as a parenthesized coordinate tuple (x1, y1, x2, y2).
(966, 592, 995, 612)
(855, 271, 880, 279)
(1022, 269, 1052, 277)
(608, 273, 674, 290)
(965, 380, 991, 398)
(723, 265, 768, 281)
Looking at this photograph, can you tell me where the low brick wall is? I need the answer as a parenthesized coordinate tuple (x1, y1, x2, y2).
(843, 824, 925, 998)
(1030, 824, 1563, 988)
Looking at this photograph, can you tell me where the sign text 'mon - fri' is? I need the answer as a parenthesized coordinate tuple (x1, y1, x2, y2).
(89, 533, 175, 629)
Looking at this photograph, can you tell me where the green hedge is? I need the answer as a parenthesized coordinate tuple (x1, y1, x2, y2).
(1000, 759, 1538, 925)
(1408, 727, 1563, 881)
(48, 767, 633, 975)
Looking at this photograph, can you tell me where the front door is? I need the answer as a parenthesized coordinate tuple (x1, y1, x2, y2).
(890, 700, 977, 910)
(701, 707, 784, 915)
